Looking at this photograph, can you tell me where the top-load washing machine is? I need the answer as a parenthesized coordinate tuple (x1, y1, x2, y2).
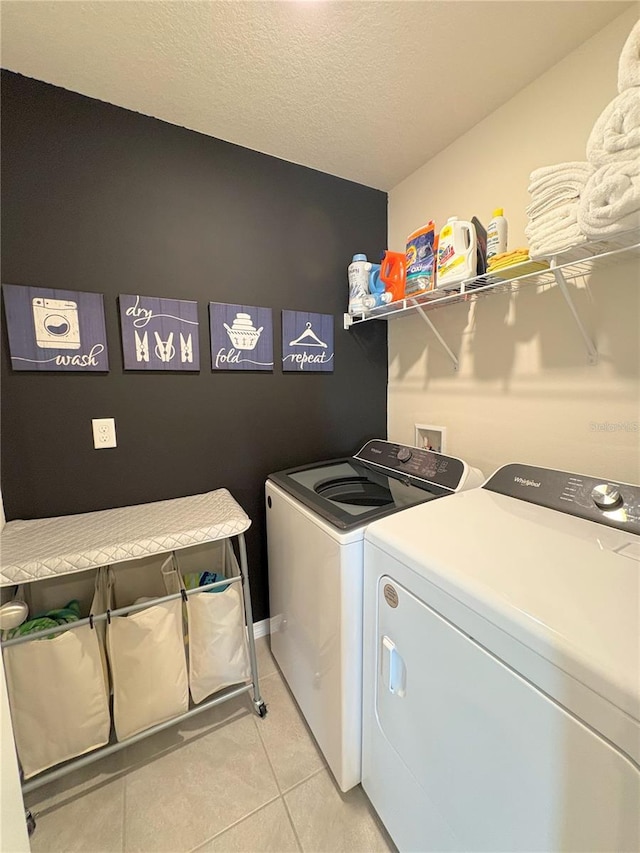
(266, 439, 483, 792)
(362, 462, 640, 852)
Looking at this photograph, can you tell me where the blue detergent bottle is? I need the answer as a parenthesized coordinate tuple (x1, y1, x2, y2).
(363, 264, 393, 310)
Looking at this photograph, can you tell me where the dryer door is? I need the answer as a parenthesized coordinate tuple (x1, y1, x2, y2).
(373, 574, 640, 852)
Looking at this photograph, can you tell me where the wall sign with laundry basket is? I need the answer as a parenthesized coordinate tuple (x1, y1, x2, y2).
(119, 294, 200, 371)
(282, 311, 334, 372)
(209, 303, 274, 371)
(2, 283, 109, 372)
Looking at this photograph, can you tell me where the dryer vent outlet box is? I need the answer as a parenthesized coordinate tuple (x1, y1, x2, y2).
(414, 424, 447, 454)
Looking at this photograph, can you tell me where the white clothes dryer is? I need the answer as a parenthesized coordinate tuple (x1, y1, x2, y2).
(362, 462, 640, 852)
(266, 440, 483, 792)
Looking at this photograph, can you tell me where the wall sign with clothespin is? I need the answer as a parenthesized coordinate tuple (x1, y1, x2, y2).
(118, 294, 200, 371)
(282, 311, 334, 373)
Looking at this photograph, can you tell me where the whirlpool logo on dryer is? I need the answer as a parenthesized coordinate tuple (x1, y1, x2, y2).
(514, 476, 541, 488)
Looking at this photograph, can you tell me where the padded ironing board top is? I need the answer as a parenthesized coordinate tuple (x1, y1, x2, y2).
(0, 490, 251, 586)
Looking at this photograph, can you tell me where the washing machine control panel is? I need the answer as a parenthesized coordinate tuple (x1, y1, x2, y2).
(590, 483, 623, 510)
(484, 463, 640, 534)
(355, 440, 465, 491)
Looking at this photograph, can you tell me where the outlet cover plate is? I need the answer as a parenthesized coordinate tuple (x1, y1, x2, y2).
(92, 418, 117, 449)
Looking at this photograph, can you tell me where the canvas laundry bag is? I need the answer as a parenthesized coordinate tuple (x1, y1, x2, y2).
(187, 582, 252, 703)
(3, 571, 111, 779)
(107, 569, 188, 741)
(180, 542, 251, 704)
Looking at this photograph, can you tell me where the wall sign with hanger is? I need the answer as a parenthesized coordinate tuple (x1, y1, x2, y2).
(209, 303, 274, 371)
(282, 311, 334, 372)
(2, 284, 109, 372)
(119, 294, 200, 371)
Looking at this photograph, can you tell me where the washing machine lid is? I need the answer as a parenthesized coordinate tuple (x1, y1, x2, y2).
(267, 440, 473, 531)
(365, 463, 640, 729)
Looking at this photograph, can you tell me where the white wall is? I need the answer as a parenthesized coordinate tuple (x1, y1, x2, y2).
(387, 7, 640, 483)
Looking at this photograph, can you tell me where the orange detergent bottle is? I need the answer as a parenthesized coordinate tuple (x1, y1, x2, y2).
(380, 251, 406, 302)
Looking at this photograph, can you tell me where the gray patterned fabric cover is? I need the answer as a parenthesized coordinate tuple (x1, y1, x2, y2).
(0, 490, 251, 586)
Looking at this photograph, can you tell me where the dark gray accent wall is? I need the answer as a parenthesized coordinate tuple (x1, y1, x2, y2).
(0, 71, 388, 621)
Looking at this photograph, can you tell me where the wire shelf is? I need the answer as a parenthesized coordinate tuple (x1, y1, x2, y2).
(344, 231, 640, 327)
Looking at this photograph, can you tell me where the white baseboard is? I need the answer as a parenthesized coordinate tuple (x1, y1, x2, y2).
(252, 618, 270, 639)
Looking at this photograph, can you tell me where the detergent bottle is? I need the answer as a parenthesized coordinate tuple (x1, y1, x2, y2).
(380, 251, 407, 302)
(436, 218, 478, 290)
(486, 208, 508, 262)
(348, 254, 371, 315)
(363, 264, 393, 310)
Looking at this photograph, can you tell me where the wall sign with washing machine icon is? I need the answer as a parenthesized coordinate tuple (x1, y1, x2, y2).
(2, 284, 109, 372)
(32, 297, 81, 350)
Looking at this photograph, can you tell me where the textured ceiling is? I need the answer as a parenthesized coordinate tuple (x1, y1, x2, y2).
(0, 1, 632, 190)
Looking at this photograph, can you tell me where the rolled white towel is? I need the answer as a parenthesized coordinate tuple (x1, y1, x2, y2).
(528, 161, 593, 192)
(586, 88, 640, 166)
(618, 18, 640, 93)
(577, 160, 640, 238)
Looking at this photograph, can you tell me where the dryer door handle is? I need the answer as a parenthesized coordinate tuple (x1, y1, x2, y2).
(382, 636, 406, 698)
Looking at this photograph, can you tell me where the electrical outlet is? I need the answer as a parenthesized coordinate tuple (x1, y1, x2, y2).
(92, 418, 117, 449)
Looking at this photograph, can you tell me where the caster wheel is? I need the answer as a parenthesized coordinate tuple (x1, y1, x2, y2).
(257, 702, 268, 718)
(26, 809, 36, 837)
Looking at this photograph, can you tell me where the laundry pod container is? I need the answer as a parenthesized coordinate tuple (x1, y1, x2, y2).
(2, 576, 111, 778)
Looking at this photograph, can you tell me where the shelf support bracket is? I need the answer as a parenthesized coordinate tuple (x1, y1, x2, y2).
(415, 306, 459, 370)
(551, 263, 598, 365)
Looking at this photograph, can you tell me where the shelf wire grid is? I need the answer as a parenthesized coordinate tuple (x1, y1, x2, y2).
(347, 232, 640, 325)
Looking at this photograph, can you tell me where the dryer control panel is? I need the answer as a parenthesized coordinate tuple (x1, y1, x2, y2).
(484, 463, 640, 534)
(355, 440, 465, 491)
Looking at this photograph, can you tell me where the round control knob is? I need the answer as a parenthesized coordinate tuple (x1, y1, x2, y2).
(397, 447, 412, 463)
(591, 483, 622, 510)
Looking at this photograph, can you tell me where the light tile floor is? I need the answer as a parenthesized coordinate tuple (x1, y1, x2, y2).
(24, 637, 395, 853)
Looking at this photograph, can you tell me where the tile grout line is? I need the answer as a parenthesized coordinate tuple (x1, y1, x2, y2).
(252, 671, 326, 799)
(183, 672, 306, 853)
(254, 637, 305, 853)
(148, 645, 316, 853)
(254, 656, 322, 852)
(187, 793, 282, 853)
(123, 691, 275, 853)
(252, 691, 285, 798)
(280, 764, 326, 797)
(280, 790, 305, 853)
(189, 690, 281, 852)
(255, 664, 329, 798)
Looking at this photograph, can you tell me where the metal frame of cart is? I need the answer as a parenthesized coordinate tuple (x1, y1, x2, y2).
(0, 489, 267, 826)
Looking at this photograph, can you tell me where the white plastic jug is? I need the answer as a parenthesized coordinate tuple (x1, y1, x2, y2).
(436, 218, 478, 290)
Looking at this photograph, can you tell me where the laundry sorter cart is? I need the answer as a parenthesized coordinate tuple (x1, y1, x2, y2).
(0, 489, 267, 834)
